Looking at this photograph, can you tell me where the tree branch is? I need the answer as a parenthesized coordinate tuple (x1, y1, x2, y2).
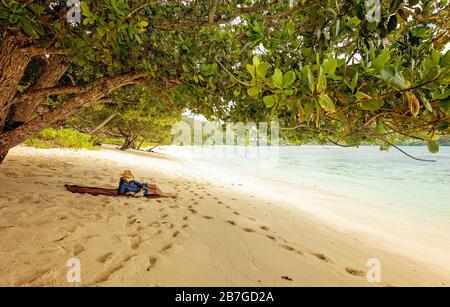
(378, 138, 436, 162)
(21, 47, 67, 56)
(208, 0, 219, 24)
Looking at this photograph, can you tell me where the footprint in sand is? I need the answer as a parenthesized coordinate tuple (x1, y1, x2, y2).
(188, 208, 198, 214)
(72, 244, 85, 256)
(266, 235, 276, 241)
(242, 228, 255, 233)
(202, 216, 214, 220)
(96, 252, 114, 263)
(160, 243, 174, 254)
(53, 235, 68, 243)
(345, 267, 365, 277)
(312, 253, 331, 263)
(14, 269, 50, 286)
(260, 226, 269, 231)
(127, 218, 137, 226)
(281, 275, 293, 281)
(147, 257, 158, 271)
(94, 253, 133, 283)
(182, 216, 189, 221)
(172, 231, 180, 238)
(149, 221, 161, 227)
(227, 220, 236, 226)
(280, 244, 303, 256)
(130, 236, 142, 250)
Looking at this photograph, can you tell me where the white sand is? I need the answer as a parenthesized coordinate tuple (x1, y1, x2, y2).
(0, 145, 448, 286)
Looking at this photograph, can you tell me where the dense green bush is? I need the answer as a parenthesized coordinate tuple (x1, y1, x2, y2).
(25, 128, 99, 150)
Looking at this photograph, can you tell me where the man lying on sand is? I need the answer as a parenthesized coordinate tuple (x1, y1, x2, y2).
(118, 170, 174, 198)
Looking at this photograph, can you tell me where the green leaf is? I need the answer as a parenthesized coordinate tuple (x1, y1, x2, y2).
(440, 51, 450, 67)
(351, 72, 358, 91)
(427, 140, 439, 154)
(305, 66, 315, 93)
(377, 66, 411, 90)
(256, 62, 269, 78)
(252, 56, 261, 66)
(355, 92, 384, 112)
(80, 1, 92, 17)
(348, 16, 361, 27)
(360, 99, 384, 111)
(21, 19, 39, 39)
(323, 58, 337, 75)
(263, 95, 276, 108)
(433, 89, 450, 100)
(421, 94, 433, 112)
(282, 71, 296, 88)
(246, 64, 256, 78)
(30, 4, 45, 15)
(316, 71, 327, 92)
(272, 68, 283, 89)
(247, 87, 261, 97)
(372, 49, 390, 72)
(318, 94, 336, 112)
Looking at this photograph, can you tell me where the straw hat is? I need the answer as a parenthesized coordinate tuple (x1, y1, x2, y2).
(121, 170, 134, 181)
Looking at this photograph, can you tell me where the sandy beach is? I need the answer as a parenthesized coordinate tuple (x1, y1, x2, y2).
(0, 145, 448, 286)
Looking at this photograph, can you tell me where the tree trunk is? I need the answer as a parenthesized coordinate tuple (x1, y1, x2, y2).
(89, 113, 116, 135)
(0, 72, 143, 159)
(0, 37, 32, 130)
(11, 56, 69, 123)
(136, 137, 146, 150)
(120, 136, 135, 151)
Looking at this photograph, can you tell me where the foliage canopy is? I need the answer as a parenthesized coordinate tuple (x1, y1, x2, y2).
(0, 0, 449, 158)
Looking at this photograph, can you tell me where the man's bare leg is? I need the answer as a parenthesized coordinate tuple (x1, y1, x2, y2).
(145, 184, 176, 198)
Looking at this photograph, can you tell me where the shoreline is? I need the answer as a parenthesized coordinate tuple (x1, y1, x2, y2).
(159, 145, 450, 280)
(0, 145, 448, 286)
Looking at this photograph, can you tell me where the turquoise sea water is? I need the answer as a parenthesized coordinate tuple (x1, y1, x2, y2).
(183, 146, 450, 220)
